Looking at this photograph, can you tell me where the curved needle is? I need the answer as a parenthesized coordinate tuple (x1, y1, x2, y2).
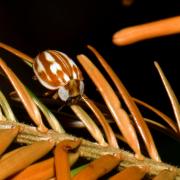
(70, 105, 107, 146)
(26, 88, 65, 133)
(0, 141, 54, 179)
(0, 42, 34, 65)
(0, 128, 19, 156)
(87, 45, 160, 161)
(77, 54, 142, 158)
(82, 95, 119, 148)
(154, 61, 180, 132)
(133, 97, 178, 133)
(54, 140, 81, 180)
(144, 118, 180, 142)
(0, 90, 17, 122)
(113, 16, 180, 46)
(72, 155, 121, 180)
(13, 153, 79, 179)
(0, 58, 47, 132)
(109, 166, 146, 180)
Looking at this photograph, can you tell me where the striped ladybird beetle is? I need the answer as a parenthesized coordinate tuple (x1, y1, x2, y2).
(33, 50, 84, 102)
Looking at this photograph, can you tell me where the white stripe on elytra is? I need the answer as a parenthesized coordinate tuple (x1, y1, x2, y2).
(63, 73, 70, 82)
(36, 57, 51, 81)
(58, 52, 79, 79)
(69, 59, 76, 67)
(50, 62, 62, 75)
(58, 51, 76, 67)
(36, 74, 59, 90)
(44, 52, 55, 62)
(36, 58, 45, 72)
(34, 62, 58, 90)
(54, 51, 80, 81)
(72, 71, 77, 79)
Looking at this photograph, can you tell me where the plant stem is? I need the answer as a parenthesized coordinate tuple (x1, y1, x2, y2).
(0, 121, 179, 178)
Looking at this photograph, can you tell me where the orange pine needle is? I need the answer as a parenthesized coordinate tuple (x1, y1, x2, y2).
(82, 95, 119, 148)
(1, 147, 26, 160)
(70, 105, 106, 145)
(77, 54, 141, 158)
(133, 97, 178, 133)
(72, 154, 121, 180)
(86, 46, 160, 161)
(0, 42, 34, 64)
(0, 141, 54, 179)
(0, 127, 19, 155)
(0, 58, 47, 132)
(54, 140, 81, 180)
(154, 61, 180, 132)
(13, 152, 79, 180)
(144, 118, 180, 141)
(13, 158, 54, 180)
(109, 166, 146, 180)
(113, 16, 180, 46)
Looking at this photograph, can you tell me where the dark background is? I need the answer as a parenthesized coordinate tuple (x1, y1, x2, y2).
(1, 0, 180, 164)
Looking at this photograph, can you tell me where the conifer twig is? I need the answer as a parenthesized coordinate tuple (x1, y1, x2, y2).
(0, 120, 179, 178)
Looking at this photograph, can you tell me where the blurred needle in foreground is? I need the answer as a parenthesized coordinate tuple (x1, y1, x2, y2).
(113, 16, 180, 46)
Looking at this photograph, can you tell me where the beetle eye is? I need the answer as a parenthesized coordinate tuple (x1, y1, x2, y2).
(79, 81, 84, 95)
(58, 86, 69, 101)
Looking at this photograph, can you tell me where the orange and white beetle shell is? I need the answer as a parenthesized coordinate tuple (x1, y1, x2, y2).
(33, 50, 84, 101)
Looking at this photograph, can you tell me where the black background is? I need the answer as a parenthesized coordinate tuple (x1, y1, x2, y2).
(1, 0, 180, 164)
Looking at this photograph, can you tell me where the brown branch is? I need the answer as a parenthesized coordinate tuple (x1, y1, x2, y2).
(0, 121, 179, 178)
